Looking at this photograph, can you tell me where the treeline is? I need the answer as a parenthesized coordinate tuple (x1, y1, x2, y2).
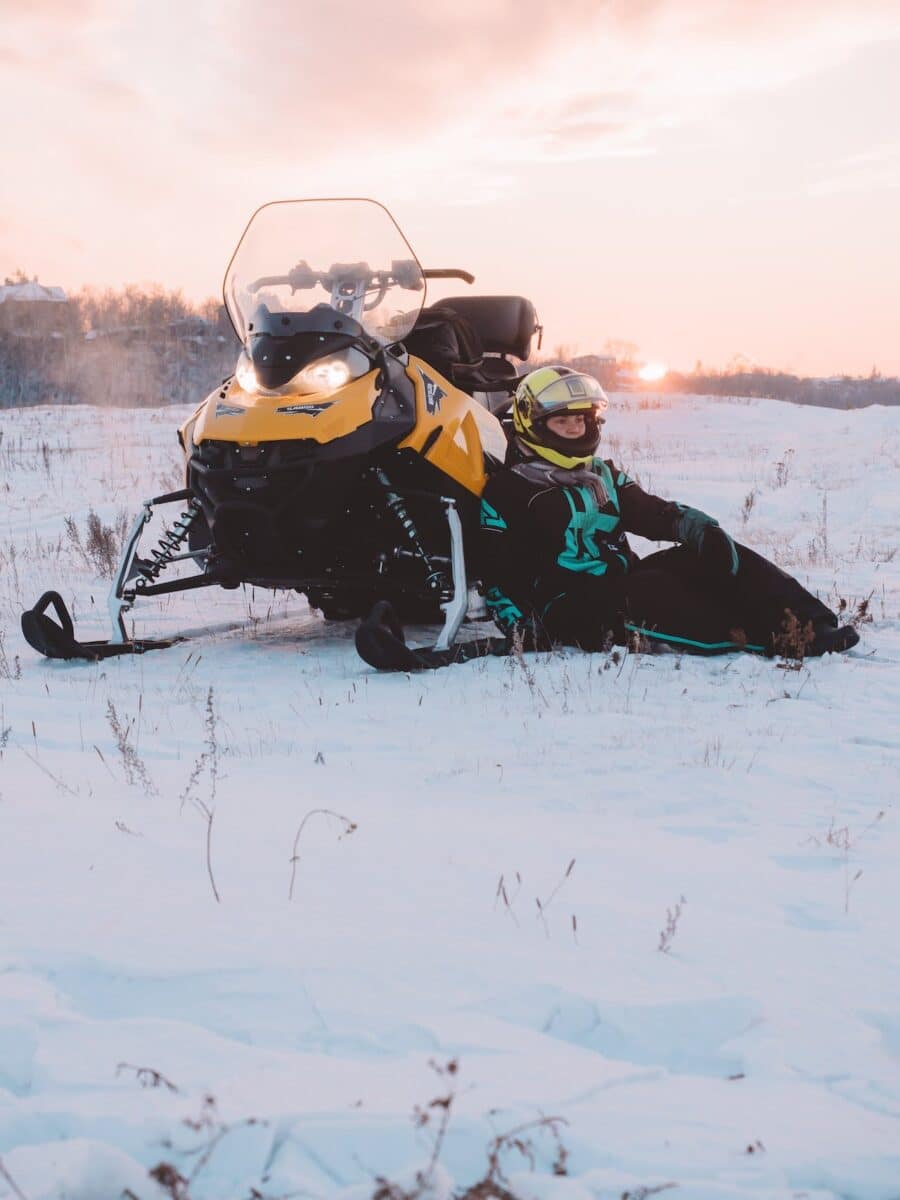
(662, 367, 900, 409)
(2, 282, 898, 410)
(0, 285, 237, 409)
(70, 284, 222, 333)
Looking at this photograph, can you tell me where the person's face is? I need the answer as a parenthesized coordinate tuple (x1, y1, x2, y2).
(545, 412, 587, 439)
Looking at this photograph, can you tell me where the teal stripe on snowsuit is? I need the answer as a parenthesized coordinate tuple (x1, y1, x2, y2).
(624, 622, 766, 655)
(556, 470, 625, 575)
(595, 460, 622, 511)
(480, 498, 508, 531)
(484, 584, 523, 632)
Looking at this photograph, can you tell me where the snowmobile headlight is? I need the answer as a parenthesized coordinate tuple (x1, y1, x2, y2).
(235, 353, 259, 394)
(301, 358, 351, 391)
(234, 347, 371, 397)
(288, 348, 371, 395)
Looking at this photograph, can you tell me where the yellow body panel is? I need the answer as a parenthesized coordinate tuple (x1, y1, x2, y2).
(178, 356, 507, 499)
(183, 369, 382, 447)
(400, 356, 506, 496)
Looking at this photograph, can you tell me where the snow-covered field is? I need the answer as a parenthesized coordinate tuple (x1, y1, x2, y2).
(0, 395, 898, 1200)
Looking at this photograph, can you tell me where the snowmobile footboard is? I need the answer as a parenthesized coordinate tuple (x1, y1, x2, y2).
(21, 489, 213, 661)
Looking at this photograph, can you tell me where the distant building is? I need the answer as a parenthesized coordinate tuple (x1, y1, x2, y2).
(167, 316, 212, 340)
(0, 277, 73, 338)
(570, 353, 618, 387)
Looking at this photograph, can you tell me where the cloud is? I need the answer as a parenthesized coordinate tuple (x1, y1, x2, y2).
(231, 0, 900, 207)
(0, 0, 97, 16)
(810, 141, 900, 195)
(0, 45, 24, 67)
(7, 0, 899, 175)
(3, 0, 899, 334)
(209, 0, 612, 153)
(0, 1, 102, 76)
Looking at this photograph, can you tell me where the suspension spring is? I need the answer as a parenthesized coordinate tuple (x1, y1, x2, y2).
(373, 468, 444, 594)
(135, 498, 203, 586)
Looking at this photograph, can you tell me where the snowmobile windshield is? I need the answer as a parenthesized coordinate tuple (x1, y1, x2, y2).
(224, 198, 426, 346)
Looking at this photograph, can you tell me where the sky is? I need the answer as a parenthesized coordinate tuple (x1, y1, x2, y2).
(2, 0, 899, 376)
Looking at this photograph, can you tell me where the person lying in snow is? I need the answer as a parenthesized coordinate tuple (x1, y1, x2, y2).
(479, 365, 859, 657)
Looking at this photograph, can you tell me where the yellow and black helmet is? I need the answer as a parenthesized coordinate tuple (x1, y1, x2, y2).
(512, 365, 609, 468)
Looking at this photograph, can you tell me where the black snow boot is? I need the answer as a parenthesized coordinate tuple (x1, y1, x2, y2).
(808, 619, 860, 656)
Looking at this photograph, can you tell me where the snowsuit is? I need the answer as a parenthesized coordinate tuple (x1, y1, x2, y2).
(479, 455, 836, 655)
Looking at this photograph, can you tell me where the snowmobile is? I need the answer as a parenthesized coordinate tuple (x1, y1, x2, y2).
(21, 198, 540, 668)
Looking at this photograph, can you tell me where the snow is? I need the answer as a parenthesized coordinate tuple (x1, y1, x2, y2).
(0, 394, 898, 1200)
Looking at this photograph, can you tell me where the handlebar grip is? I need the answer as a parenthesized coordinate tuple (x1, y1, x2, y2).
(248, 264, 321, 292)
(423, 269, 475, 285)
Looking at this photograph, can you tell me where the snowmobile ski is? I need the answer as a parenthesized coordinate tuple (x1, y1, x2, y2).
(20, 591, 182, 661)
(355, 600, 510, 671)
(21, 488, 216, 661)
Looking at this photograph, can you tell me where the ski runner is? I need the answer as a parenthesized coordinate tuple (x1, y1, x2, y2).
(479, 366, 859, 658)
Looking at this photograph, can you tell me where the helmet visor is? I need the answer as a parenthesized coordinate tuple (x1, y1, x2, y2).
(526, 371, 609, 420)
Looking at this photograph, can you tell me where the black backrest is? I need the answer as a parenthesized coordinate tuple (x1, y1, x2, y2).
(404, 305, 484, 381)
(440, 295, 539, 360)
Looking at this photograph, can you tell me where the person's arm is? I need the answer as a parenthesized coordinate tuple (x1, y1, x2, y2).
(614, 466, 682, 541)
(614, 465, 739, 575)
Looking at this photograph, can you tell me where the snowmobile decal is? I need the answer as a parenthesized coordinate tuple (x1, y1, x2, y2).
(276, 402, 334, 416)
(215, 402, 245, 417)
(417, 368, 446, 415)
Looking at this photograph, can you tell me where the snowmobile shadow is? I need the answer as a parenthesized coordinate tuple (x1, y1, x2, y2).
(178, 607, 355, 649)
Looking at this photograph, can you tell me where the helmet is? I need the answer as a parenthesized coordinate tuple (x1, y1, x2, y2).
(512, 365, 609, 468)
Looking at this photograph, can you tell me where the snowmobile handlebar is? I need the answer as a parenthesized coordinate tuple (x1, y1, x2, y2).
(248, 263, 334, 293)
(247, 264, 474, 296)
(249, 259, 431, 294)
(423, 269, 475, 284)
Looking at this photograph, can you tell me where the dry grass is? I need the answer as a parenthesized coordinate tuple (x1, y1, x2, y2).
(180, 687, 221, 903)
(106, 700, 157, 796)
(770, 609, 816, 663)
(0, 629, 21, 681)
(373, 1059, 571, 1200)
(288, 807, 358, 900)
(65, 507, 130, 578)
(658, 895, 686, 953)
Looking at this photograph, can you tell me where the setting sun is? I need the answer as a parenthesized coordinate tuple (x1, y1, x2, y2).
(638, 362, 668, 382)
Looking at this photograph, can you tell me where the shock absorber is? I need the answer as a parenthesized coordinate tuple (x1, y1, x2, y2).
(135, 498, 203, 587)
(373, 468, 444, 595)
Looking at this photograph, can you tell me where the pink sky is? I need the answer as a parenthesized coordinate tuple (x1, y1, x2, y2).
(2, 0, 899, 375)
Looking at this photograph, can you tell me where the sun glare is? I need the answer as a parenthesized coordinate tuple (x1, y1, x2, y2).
(638, 361, 668, 382)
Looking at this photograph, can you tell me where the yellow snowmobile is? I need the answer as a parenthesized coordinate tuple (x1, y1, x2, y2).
(21, 198, 540, 667)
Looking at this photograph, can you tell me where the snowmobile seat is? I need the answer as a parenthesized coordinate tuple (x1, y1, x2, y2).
(440, 295, 539, 361)
(405, 296, 539, 397)
(405, 304, 483, 379)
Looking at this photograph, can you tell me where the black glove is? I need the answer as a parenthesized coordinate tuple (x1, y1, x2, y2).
(674, 504, 739, 576)
(697, 525, 739, 576)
